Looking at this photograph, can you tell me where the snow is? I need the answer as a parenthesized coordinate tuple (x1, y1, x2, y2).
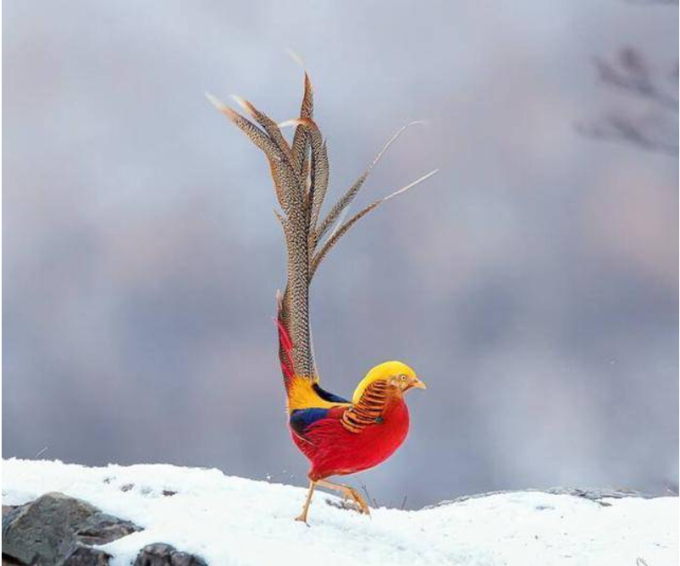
(2, 459, 677, 566)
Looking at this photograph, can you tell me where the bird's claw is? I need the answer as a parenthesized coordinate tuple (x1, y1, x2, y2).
(346, 488, 371, 515)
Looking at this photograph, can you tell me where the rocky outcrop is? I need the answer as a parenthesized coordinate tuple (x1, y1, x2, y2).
(133, 544, 207, 566)
(2, 493, 206, 565)
(425, 486, 655, 509)
(2, 492, 139, 565)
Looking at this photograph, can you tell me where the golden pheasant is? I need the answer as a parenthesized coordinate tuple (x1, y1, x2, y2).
(208, 68, 435, 524)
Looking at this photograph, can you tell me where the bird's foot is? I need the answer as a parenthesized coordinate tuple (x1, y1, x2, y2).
(316, 479, 371, 516)
(346, 487, 371, 515)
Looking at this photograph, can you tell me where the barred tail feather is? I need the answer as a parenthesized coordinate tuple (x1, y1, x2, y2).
(209, 65, 436, 404)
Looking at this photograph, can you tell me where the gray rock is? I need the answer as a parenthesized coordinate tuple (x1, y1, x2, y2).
(60, 544, 112, 566)
(425, 486, 665, 510)
(2, 492, 140, 566)
(544, 486, 649, 500)
(133, 543, 207, 566)
(75, 513, 140, 546)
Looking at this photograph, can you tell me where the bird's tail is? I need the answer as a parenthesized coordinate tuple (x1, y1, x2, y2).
(207, 70, 438, 393)
(276, 289, 295, 389)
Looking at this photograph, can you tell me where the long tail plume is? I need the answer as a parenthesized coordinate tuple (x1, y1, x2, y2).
(207, 73, 437, 385)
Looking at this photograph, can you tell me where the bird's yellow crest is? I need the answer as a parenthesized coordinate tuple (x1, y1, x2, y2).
(352, 361, 417, 404)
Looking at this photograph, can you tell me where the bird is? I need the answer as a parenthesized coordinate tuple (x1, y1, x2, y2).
(207, 67, 436, 524)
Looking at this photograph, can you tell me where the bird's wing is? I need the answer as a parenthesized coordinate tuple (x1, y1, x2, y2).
(290, 378, 392, 440)
(289, 406, 344, 436)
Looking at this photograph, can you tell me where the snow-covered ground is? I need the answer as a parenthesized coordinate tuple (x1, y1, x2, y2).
(2, 459, 677, 566)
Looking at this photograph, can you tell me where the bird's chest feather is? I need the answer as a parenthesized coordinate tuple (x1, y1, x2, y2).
(292, 398, 410, 478)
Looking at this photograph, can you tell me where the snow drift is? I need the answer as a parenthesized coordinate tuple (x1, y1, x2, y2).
(2, 459, 677, 565)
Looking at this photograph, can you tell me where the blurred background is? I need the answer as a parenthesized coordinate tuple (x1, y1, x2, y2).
(4, 0, 678, 509)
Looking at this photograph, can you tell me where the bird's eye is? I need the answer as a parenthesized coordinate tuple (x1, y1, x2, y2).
(399, 374, 407, 381)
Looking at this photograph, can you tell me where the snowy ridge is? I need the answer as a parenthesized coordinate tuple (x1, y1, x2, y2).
(2, 459, 677, 566)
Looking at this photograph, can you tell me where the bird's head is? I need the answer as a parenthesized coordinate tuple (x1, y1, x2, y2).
(352, 361, 426, 404)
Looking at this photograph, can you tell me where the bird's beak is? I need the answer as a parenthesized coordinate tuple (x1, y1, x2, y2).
(410, 377, 427, 390)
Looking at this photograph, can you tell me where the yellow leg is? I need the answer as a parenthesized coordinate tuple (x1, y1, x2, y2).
(295, 480, 316, 524)
(316, 479, 371, 515)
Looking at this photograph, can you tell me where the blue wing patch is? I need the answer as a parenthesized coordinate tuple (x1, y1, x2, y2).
(290, 408, 330, 435)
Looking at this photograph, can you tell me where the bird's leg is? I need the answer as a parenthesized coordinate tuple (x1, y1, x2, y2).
(295, 480, 316, 524)
(316, 479, 371, 515)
